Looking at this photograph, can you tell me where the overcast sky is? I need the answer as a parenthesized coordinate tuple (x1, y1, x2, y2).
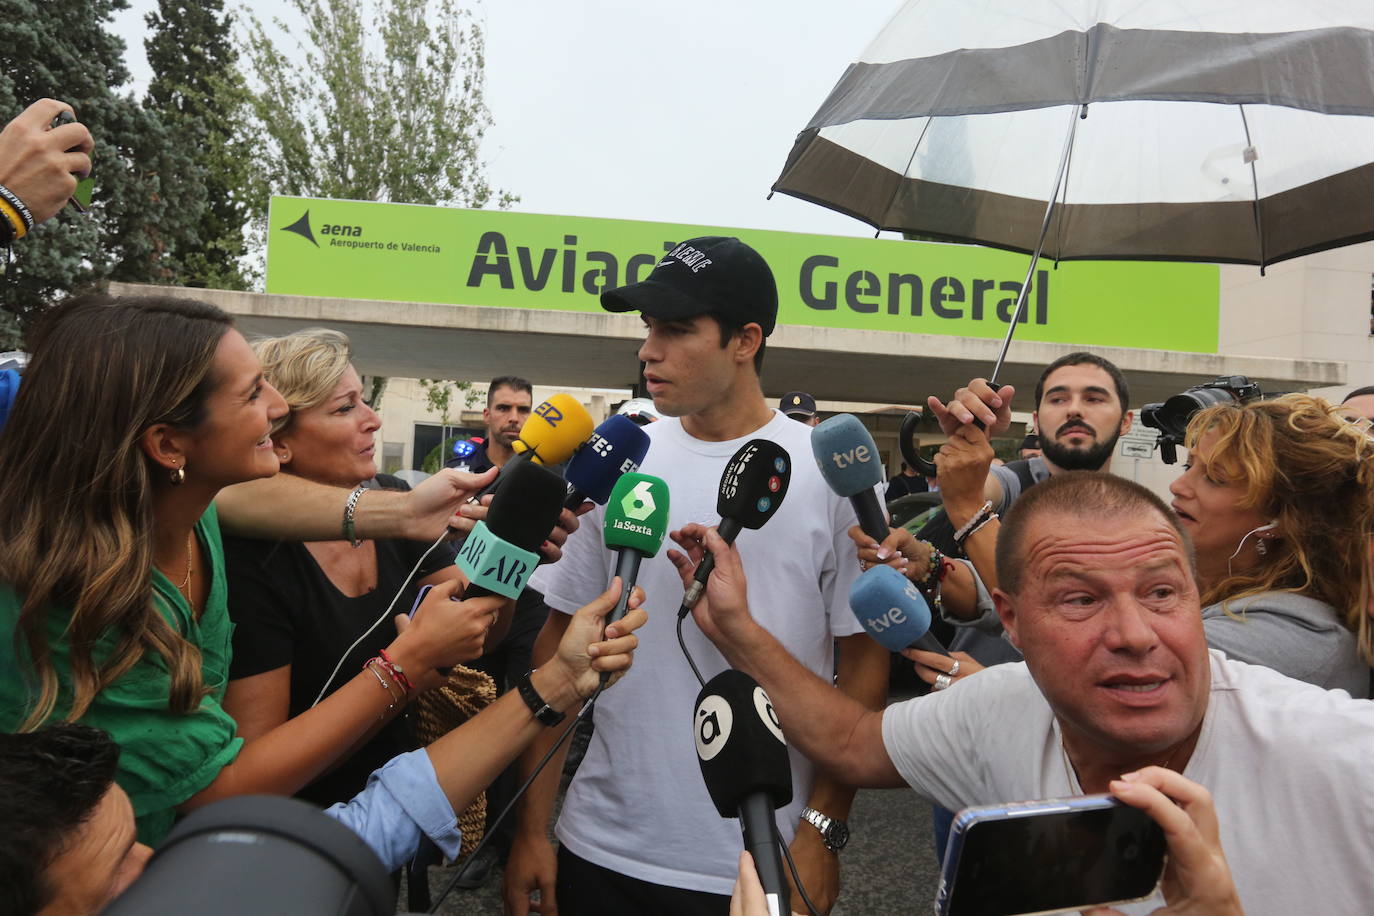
(110, 0, 901, 239)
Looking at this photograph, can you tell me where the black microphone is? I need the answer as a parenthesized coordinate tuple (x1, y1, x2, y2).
(678, 439, 791, 617)
(694, 670, 792, 915)
(456, 459, 566, 601)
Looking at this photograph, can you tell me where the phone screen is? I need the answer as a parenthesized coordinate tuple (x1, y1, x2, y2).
(407, 583, 434, 618)
(938, 797, 1166, 916)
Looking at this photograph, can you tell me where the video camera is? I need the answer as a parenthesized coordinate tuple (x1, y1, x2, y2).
(1140, 375, 1262, 464)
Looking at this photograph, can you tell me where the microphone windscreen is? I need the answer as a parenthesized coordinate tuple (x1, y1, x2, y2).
(694, 669, 792, 819)
(848, 565, 934, 653)
(603, 473, 670, 557)
(716, 439, 791, 530)
(564, 414, 651, 504)
(484, 459, 567, 551)
(512, 393, 595, 465)
(811, 414, 885, 498)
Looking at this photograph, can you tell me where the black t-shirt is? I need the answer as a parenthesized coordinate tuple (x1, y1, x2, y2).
(223, 476, 457, 806)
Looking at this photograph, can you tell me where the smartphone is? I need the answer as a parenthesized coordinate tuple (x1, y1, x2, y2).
(935, 794, 1166, 916)
(407, 584, 434, 619)
(49, 111, 92, 212)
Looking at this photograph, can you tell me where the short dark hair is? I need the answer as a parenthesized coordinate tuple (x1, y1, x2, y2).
(1033, 352, 1129, 409)
(0, 724, 121, 916)
(1343, 385, 1374, 403)
(486, 375, 532, 406)
(708, 313, 766, 373)
(995, 472, 1192, 594)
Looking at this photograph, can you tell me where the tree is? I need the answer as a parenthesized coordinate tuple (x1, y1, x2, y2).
(242, 0, 516, 210)
(0, 0, 208, 331)
(143, 0, 255, 289)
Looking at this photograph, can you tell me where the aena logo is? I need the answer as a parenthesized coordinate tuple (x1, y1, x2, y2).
(279, 210, 364, 248)
(695, 695, 732, 761)
(621, 480, 656, 521)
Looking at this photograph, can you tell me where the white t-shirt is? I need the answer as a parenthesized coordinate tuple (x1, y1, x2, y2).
(881, 650, 1374, 915)
(529, 410, 866, 894)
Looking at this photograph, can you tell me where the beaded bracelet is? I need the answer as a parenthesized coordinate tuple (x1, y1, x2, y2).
(951, 500, 994, 546)
(0, 184, 33, 232)
(959, 513, 999, 548)
(375, 648, 415, 695)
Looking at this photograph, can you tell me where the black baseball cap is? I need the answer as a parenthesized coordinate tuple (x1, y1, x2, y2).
(780, 391, 817, 418)
(600, 236, 778, 336)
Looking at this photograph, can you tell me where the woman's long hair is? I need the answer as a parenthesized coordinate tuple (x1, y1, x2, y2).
(0, 294, 233, 730)
(1186, 394, 1374, 662)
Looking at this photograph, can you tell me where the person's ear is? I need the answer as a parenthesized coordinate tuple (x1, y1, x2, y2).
(273, 435, 292, 466)
(994, 588, 1021, 648)
(1120, 409, 1134, 435)
(732, 323, 763, 366)
(139, 423, 187, 473)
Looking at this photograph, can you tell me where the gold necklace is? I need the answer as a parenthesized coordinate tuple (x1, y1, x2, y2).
(174, 533, 193, 598)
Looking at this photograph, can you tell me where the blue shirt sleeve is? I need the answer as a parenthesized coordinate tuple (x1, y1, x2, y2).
(322, 748, 462, 872)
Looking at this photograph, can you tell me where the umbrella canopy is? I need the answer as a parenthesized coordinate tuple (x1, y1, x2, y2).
(773, 1, 1374, 267)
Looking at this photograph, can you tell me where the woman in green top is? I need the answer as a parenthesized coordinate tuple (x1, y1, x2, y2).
(0, 294, 506, 844)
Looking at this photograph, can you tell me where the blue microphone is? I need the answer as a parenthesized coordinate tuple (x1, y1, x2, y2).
(563, 414, 651, 509)
(811, 414, 886, 541)
(850, 565, 950, 657)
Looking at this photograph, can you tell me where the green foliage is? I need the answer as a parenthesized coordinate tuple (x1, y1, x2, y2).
(0, 0, 208, 332)
(242, 0, 516, 210)
(143, 0, 256, 290)
(420, 377, 481, 427)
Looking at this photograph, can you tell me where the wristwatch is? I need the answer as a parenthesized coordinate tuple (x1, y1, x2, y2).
(517, 670, 566, 727)
(800, 806, 850, 852)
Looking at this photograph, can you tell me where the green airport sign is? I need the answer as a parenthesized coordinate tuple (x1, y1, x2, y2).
(266, 196, 1219, 353)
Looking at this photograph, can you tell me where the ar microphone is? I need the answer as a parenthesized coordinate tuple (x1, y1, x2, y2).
(601, 472, 670, 626)
(695, 670, 792, 916)
(811, 414, 887, 541)
(564, 414, 651, 509)
(849, 564, 951, 657)
(456, 460, 566, 600)
(678, 439, 791, 618)
(475, 393, 595, 499)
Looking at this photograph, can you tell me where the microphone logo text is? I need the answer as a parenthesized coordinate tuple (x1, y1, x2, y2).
(694, 695, 734, 761)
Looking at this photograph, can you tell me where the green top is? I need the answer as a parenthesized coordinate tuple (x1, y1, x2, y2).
(0, 503, 243, 845)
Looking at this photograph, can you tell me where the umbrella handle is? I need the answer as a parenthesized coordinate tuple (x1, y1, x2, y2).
(899, 411, 937, 478)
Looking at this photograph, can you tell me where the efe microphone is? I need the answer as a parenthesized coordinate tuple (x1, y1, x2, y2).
(849, 564, 950, 658)
(678, 439, 791, 618)
(694, 670, 792, 916)
(564, 414, 651, 509)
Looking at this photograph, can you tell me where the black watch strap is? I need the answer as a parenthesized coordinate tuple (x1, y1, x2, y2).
(518, 671, 566, 727)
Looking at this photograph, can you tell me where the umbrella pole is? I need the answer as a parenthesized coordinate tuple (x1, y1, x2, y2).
(988, 105, 1084, 387)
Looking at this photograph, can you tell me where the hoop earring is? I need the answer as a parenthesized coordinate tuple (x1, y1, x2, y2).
(170, 465, 186, 486)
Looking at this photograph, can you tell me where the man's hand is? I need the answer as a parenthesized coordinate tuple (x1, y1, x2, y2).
(934, 425, 997, 524)
(1087, 767, 1244, 916)
(504, 831, 559, 915)
(926, 379, 1015, 437)
(402, 466, 497, 539)
(667, 524, 757, 648)
(787, 825, 840, 914)
(0, 99, 92, 224)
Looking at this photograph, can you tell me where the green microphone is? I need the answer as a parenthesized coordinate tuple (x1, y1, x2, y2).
(602, 472, 671, 627)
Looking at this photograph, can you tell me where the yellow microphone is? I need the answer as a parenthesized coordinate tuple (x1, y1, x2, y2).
(511, 393, 595, 465)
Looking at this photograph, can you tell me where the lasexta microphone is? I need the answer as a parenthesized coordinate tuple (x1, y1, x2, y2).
(475, 393, 594, 499)
(679, 439, 791, 617)
(849, 565, 950, 657)
(564, 414, 651, 509)
(456, 460, 566, 601)
(694, 670, 792, 916)
(602, 472, 670, 626)
(811, 414, 887, 541)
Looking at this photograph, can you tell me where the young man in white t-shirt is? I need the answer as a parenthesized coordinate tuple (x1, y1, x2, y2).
(502, 236, 889, 916)
(681, 471, 1374, 915)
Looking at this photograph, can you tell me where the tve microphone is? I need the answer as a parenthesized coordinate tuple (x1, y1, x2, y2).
(849, 565, 950, 657)
(679, 439, 791, 617)
(456, 460, 566, 600)
(695, 670, 792, 916)
(475, 393, 595, 499)
(811, 413, 887, 541)
(601, 472, 670, 626)
(563, 414, 651, 509)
